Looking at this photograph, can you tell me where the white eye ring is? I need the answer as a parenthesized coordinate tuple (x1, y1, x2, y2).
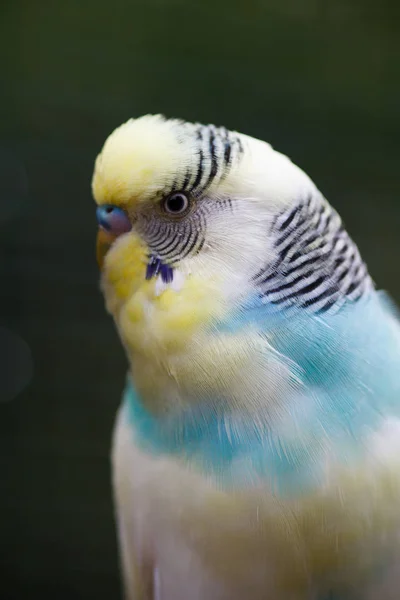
(163, 192, 190, 216)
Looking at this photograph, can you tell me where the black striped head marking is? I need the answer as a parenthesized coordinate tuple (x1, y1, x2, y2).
(163, 122, 245, 199)
(128, 120, 245, 268)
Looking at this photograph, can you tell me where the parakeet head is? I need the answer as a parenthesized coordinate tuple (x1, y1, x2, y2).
(92, 115, 317, 302)
(92, 115, 372, 413)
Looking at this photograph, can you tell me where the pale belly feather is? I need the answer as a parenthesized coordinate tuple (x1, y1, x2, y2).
(112, 406, 400, 600)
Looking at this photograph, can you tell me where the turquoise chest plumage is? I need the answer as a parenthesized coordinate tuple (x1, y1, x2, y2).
(125, 290, 400, 495)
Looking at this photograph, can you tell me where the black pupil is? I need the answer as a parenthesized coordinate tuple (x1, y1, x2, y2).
(167, 194, 186, 213)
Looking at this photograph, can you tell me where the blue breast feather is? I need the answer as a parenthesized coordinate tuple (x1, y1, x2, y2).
(125, 290, 400, 493)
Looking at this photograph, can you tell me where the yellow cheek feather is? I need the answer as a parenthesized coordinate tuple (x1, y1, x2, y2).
(120, 274, 224, 358)
(101, 232, 225, 358)
(102, 233, 148, 312)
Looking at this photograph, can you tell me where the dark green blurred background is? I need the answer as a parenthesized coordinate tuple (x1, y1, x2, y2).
(0, 1, 399, 598)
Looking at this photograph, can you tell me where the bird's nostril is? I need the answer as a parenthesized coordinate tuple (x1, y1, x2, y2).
(105, 206, 114, 214)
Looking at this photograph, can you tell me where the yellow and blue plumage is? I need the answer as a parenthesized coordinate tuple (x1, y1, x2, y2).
(92, 115, 400, 599)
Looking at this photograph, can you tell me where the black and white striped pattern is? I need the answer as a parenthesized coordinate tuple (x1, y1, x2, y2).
(254, 193, 373, 312)
(139, 197, 234, 264)
(164, 123, 244, 199)
(140, 211, 206, 263)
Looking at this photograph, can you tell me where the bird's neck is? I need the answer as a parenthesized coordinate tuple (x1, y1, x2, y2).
(254, 192, 374, 313)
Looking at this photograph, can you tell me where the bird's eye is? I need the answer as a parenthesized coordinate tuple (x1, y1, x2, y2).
(162, 192, 190, 216)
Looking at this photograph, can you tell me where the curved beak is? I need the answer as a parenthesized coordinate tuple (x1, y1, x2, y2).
(96, 229, 117, 269)
(95, 204, 132, 269)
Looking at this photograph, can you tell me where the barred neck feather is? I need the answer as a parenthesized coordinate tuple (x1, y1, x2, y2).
(254, 192, 374, 313)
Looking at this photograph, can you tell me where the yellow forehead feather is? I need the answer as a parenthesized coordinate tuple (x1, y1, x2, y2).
(92, 114, 194, 207)
(92, 114, 313, 216)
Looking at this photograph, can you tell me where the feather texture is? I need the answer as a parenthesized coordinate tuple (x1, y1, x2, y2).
(92, 115, 400, 599)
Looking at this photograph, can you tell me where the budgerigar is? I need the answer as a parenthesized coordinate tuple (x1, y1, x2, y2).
(92, 115, 400, 600)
